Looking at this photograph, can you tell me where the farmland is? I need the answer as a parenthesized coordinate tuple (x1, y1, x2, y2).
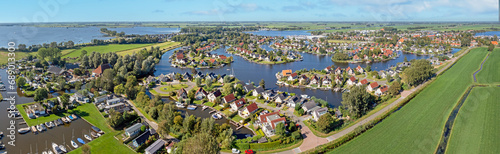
(0, 51, 32, 64)
(476, 49, 500, 84)
(62, 43, 155, 58)
(445, 87, 500, 154)
(328, 48, 488, 153)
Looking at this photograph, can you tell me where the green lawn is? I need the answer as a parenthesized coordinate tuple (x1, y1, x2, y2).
(62, 43, 155, 58)
(158, 84, 189, 93)
(328, 48, 488, 153)
(446, 87, 500, 154)
(116, 41, 181, 56)
(0, 51, 32, 64)
(476, 49, 500, 84)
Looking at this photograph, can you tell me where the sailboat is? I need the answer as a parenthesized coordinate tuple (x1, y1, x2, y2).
(59, 134, 67, 153)
(71, 129, 78, 148)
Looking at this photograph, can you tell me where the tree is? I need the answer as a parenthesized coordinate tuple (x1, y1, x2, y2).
(488, 44, 494, 51)
(317, 113, 334, 133)
(341, 86, 373, 118)
(365, 65, 371, 72)
(195, 78, 202, 87)
(206, 78, 213, 88)
(403, 59, 433, 87)
(388, 81, 402, 96)
(82, 144, 91, 154)
(219, 128, 234, 149)
(404, 56, 408, 62)
(59, 93, 71, 109)
(386, 75, 392, 83)
(174, 115, 183, 126)
(275, 122, 286, 136)
(179, 132, 219, 154)
(114, 84, 125, 95)
(34, 88, 49, 102)
(332, 52, 350, 61)
(259, 79, 266, 89)
(16, 77, 26, 88)
(74, 81, 83, 90)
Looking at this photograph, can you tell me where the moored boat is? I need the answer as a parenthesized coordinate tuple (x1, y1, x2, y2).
(84, 134, 92, 141)
(40, 124, 47, 131)
(59, 145, 67, 153)
(91, 126, 104, 134)
(71, 140, 78, 148)
(31, 126, 38, 133)
(37, 125, 43, 132)
(91, 132, 98, 138)
(68, 115, 74, 121)
(71, 114, 78, 120)
(18, 127, 30, 134)
(187, 105, 197, 110)
(49, 121, 55, 128)
(52, 143, 62, 154)
(77, 138, 85, 144)
(45, 122, 52, 128)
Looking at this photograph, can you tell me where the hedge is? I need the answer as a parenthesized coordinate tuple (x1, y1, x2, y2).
(235, 143, 250, 149)
(250, 140, 282, 151)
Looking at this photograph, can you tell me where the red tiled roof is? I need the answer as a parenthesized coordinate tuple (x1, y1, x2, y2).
(369, 82, 379, 89)
(92, 64, 111, 75)
(223, 94, 236, 102)
(245, 103, 259, 113)
(259, 111, 279, 123)
(359, 79, 368, 85)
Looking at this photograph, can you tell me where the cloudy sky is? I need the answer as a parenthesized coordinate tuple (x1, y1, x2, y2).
(1, 0, 498, 23)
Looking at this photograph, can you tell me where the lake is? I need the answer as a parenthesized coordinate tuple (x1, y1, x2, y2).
(0, 26, 180, 47)
(474, 31, 500, 36)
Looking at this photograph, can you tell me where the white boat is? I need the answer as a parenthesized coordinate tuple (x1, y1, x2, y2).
(47, 151, 54, 154)
(45, 122, 52, 128)
(59, 145, 67, 153)
(18, 127, 30, 134)
(49, 121, 55, 128)
(52, 143, 62, 154)
(37, 125, 43, 132)
(71, 140, 78, 148)
(40, 124, 47, 131)
(175, 103, 185, 108)
(84, 134, 92, 141)
(42, 151, 48, 154)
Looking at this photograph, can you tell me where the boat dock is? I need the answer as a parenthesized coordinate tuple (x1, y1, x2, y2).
(187, 105, 197, 110)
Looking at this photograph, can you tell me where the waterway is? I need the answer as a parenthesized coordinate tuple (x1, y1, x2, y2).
(474, 31, 500, 37)
(0, 26, 180, 47)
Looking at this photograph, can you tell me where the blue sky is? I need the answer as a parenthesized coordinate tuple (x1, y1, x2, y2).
(1, 0, 498, 23)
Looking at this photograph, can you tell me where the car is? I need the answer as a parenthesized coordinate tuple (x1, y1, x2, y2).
(232, 148, 240, 154)
(244, 149, 254, 154)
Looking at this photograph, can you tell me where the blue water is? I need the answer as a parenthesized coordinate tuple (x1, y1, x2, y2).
(107, 27, 180, 35)
(474, 31, 500, 36)
(245, 30, 312, 38)
(0, 26, 180, 47)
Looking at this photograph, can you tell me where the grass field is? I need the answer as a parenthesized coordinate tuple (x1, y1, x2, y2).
(328, 48, 488, 153)
(62, 43, 155, 58)
(476, 49, 500, 84)
(158, 83, 189, 93)
(445, 87, 500, 154)
(116, 41, 181, 56)
(0, 51, 32, 64)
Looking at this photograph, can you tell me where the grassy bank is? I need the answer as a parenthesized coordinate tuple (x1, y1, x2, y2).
(327, 48, 488, 153)
(446, 86, 500, 154)
(116, 41, 181, 56)
(476, 49, 500, 84)
(62, 43, 155, 58)
(0, 51, 32, 64)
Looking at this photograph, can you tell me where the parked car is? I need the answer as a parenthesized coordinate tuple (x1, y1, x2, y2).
(232, 148, 240, 154)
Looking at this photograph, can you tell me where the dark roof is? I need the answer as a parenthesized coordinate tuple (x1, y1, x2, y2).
(145, 139, 166, 154)
(65, 63, 79, 70)
(211, 90, 222, 97)
(302, 101, 318, 111)
(254, 87, 264, 93)
(47, 65, 64, 75)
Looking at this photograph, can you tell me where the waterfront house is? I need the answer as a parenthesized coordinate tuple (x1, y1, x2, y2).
(310, 75, 319, 85)
(274, 93, 287, 104)
(346, 67, 355, 76)
(239, 103, 259, 118)
(253, 87, 264, 97)
(302, 100, 320, 114)
(321, 77, 331, 86)
(287, 73, 298, 81)
(104, 103, 129, 113)
(177, 88, 188, 99)
(182, 72, 192, 81)
(312, 107, 328, 121)
(125, 123, 143, 138)
(286, 96, 303, 107)
(145, 139, 166, 154)
(243, 85, 255, 93)
(356, 65, 364, 73)
(335, 76, 343, 85)
(208, 90, 222, 102)
(367, 82, 379, 92)
(324, 66, 332, 73)
(259, 112, 286, 136)
(357, 79, 369, 86)
(195, 87, 208, 100)
(230, 98, 246, 111)
(222, 93, 236, 104)
(347, 76, 357, 86)
(262, 90, 276, 100)
(299, 75, 309, 85)
(335, 67, 343, 75)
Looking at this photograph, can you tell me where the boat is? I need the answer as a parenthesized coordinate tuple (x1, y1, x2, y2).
(61, 117, 67, 123)
(59, 145, 67, 153)
(0, 131, 2, 136)
(187, 105, 197, 110)
(57, 119, 63, 125)
(91, 132, 98, 138)
(202, 106, 209, 110)
(45, 122, 52, 128)
(31, 126, 38, 133)
(68, 115, 74, 121)
(77, 138, 85, 144)
(47, 151, 53, 154)
(84, 134, 92, 141)
(91, 126, 103, 134)
(71, 114, 78, 120)
(175, 102, 185, 108)
(52, 143, 62, 154)
(40, 124, 47, 131)
(0, 142, 4, 150)
(49, 121, 55, 127)
(71, 140, 78, 148)
(212, 113, 222, 119)
(37, 125, 43, 132)
(42, 151, 48, 154)
(18, 127, 31, 134)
